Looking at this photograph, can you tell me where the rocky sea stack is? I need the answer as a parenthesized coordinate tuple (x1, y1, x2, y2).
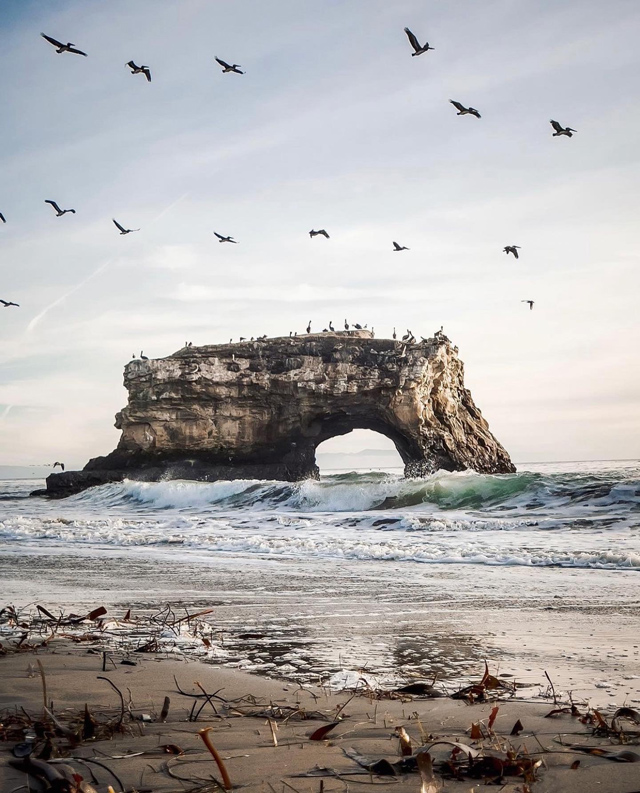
(42, 331, 515, 497)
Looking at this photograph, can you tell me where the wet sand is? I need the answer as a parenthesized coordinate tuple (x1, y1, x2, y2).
(1, 547, 639, 707)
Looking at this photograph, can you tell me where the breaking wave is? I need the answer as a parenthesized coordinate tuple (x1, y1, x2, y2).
(1, 463, 639, 571)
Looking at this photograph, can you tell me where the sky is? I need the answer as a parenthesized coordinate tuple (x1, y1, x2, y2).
(1, 0, 639, 468)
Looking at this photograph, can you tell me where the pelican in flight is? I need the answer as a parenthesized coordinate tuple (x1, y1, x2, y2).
(215, 57, 244, 74)
(1, 299, 19, 308)
(522, 300, 535, 311)
(504, 245, 521, 259)
(0, 213, 5, 223)
(45, 200, 75, 217)
(126, 61, 151, 81)
(309, 229, 330, 238)
(404, 27, 434, 56)
(113, 219, 139, 235)
(450, 100, 481, 118)
(52, 461, 65, 471)
(41, 33, 87, 56)
(214, 232, 237, 243)
(393, 241, 409, 251)
(550, 120, 576, 137)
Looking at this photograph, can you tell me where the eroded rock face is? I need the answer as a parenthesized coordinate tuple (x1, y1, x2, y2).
(45, 331, 515, 497)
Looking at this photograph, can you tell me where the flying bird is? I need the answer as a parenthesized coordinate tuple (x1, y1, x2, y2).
(214, 232, 237, 243)
(504, 245, 521, 259)
(450, 100, 481, 118)
(41, 33, 87, 56)
(404, 27, 434, 56)
(215, 57, 244, 74)
(550, 119, 576, 137)
(309, 229, 330, 238)
(522, 300, 535, 311)
(113, 219, 139, 235)
(126, 61, 151, 81)
(52, 461, 65, 471)
(0, 213, 5, 223)
(45, 200, 75, 217)
(393, 241, 409, 251)
(1, 300, 19, 307)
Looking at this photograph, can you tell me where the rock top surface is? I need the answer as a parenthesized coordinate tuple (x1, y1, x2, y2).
(44, 331, 515, 497)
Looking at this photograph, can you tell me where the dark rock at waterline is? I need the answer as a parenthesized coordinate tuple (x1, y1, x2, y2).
(40, 331, 515, 498)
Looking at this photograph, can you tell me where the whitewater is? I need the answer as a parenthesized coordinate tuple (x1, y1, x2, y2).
(1, 460, 639, 570)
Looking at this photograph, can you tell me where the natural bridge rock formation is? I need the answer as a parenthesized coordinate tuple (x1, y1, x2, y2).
(44, 331, 515, 497)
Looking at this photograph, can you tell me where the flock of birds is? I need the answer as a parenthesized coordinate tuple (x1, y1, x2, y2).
(0, 24, 581, 318)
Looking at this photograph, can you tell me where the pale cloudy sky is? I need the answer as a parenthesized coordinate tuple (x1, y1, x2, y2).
(1, 0, 639, 468)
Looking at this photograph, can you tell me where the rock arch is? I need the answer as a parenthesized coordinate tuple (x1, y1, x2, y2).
(45, 331, 515, 497)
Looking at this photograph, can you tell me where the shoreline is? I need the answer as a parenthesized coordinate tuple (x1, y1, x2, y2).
(1, 638, 639, 792)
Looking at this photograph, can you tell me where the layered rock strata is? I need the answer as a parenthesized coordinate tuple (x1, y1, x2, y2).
(43, 331, 515, 497)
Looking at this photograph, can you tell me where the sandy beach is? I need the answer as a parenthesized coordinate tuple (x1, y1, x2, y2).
(1, 616, 640, 792)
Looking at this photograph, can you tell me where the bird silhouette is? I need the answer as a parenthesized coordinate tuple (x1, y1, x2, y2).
(0, 213, 5, 223)
(140, 351, 149, 360)
(214, 232, 237, 243)
(392, 328, 397, 339)
(45, 200, 75, 217)
(550, 120, 576, 137)
(215, 57, 244, 74)
(353, 323, 363, 330)
(404, 27, 434, 56)
(522, 300, 535, 311)
(309, 229, 330, 238)
(126, 61, 151, 81)
(329, 321, 334, 331)
(393, 241, 409, 251)
(113, 219, 139, 235)
(52, 461, 65, 471)
(1, 300, 19, 308)
(344, 319, 349, 330)
(504, 245, 521, 259)
(306, 321, 312, 333)
(41, 33, 87, 56)
(450, 100, 481, 118)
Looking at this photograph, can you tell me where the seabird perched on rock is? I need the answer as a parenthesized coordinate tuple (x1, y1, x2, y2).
(52, 461, 65, 471)
(126, 61, 151, 81)
(322, 328, 328, 333)
(41, 33, 87, 56)
(344, 319, 349, 330)
(140, 351, 149, 360)
(393, 241, 409, 251)
(215, 57, 244, 74)
(404, 27, 434, 56)
(392, 327, 397, 339)
(306, 321, 312, 333)
(550, 119, 576, 137)
(45, 200, 75, 217)
(113, 219, 139, 235)
(401, 330, 411, 342)
(329, 321, 334, 331)
(214, 232, 237, 243)
(1, 299, 19, 308)
(309, 229, 330, 239)
(450, 100, 481, 118)
(522, 300, 535, 310)
(353, 323, 363, 330)
(504, 245, 521, 259)
(0, 213, 6, 223)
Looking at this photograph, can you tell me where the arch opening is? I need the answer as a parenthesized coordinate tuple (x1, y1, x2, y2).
(315, 430, 404, 475)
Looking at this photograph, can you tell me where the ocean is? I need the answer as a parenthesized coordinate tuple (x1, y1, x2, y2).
(1, 460, 639, 697)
